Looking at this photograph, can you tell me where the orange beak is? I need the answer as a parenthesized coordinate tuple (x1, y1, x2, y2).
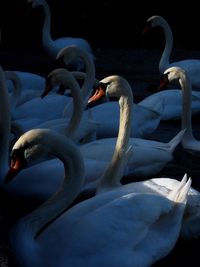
(5, 157, 26, 184)
(157, 75, 169, 91)
(88, 87, 106, 103)
(41, 81, 53, 99)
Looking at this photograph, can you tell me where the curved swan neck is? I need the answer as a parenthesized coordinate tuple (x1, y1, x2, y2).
(179, 74, 193, 140)
(20, 131, 85, 239)
(97, 88, 133, 193)
(41, 1, 52, 46)
(0, 67, 11, 179)
(158, 18, 173, 73)
(59, 71, 84, 138)
(62, 47, 95, 116)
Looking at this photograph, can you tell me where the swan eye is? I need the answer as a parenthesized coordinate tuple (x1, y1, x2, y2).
(98, 82, 110, 91)
(11, 149, 24, 160)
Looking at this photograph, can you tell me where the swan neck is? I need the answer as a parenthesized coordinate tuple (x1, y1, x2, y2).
(62, 75, 84, 138)
(41, 1, 52, 46)
(180, 75, 193, 140)
(159, 20, 173, 73)
(21, 134, 85, 239)
(63, 49, 95, 116)
(97, 93, 133, 192)
(0, 67, 11, 179)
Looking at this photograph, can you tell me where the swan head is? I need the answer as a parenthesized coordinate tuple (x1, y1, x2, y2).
(158, 66, 188, 90)
(146, 15, 167, 28)
(4, 129, 55, 183)
(41, 68, 80, 98)
(27, 0, 45, 8)
(88, 75, 132, 103)
(41, 68, 71, 98)
(56, 45, 87, 70)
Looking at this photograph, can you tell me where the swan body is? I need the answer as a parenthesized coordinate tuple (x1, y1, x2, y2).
(11, 94, 69, 133)
(145, 15, 200, 90)
(139, 88, 200, 120)
(160, 66, 200, 155)
(5, 70, 46, 109)
(27, 0, 94, 70)
(5, 128, 191, 267)
(6, 71, 45, 93)
(85, 99, 163, 138)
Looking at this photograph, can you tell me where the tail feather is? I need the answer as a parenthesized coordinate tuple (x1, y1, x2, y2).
(168, 128, 186, 152)
(168, 173, 191, 203)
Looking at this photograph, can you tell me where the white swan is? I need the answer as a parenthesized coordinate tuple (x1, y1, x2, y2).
(80, 75, 186, 189)
(11, 45, 97, 133)
(4, 128, 191, 267)
(38, 68, 99, 144)
(27, 0, 95, 70)
(144, 15, 200, 90)
(139, 88, 200, 121)
(159, 66, 200, 155)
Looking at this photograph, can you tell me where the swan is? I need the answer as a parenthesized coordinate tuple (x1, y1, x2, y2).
(11, 45, 96, 133)
(139, 88, 200, 121)
(56, 45, 163, 138)
(158, 66, 200, 156)
(39, 68, 99, 144)
(79, 75, 186, 188)
(27, 0, 95, 70)
(144, 15, 200, 90)
(4, 128, 192, 267)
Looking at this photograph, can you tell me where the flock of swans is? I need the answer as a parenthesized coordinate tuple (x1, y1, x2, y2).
(1, 3, 200, 266)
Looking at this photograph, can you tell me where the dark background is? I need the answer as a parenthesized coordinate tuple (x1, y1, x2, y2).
(1, 2, 200, 266)
(0, 0, 200, 52)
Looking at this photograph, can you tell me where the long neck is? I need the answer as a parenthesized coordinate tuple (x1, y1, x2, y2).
(0, 67, 11, 180)
(159, 20, 173, 73)
(20, 134, 85, 240)
(62, 75, 84, 139)
(5, 71, 21, 114)
(97, 92, 133, 193)
(180, 74, 194, 142)
(41, 1, 52, 47)
(62, 50, 95, 116)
